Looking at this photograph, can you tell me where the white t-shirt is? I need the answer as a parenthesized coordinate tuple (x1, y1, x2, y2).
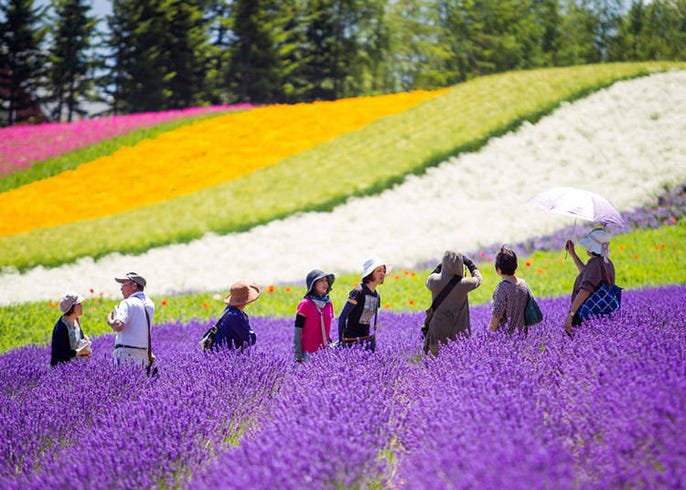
(114, 291, 155, 348)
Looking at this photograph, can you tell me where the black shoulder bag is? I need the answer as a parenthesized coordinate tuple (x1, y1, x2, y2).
(199, 307, 231, 351)
(421, 275, 461, 338)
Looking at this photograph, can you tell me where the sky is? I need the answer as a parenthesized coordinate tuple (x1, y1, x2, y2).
(36, 0, 112, 23)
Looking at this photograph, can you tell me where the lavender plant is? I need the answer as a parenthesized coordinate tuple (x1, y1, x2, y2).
(1, 286, 684, 488)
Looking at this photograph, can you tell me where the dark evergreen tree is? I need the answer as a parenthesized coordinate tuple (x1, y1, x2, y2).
(228, 0, 283, 103)
(47, 0, 98, 121)
(0, 0, 46, 125)
(162, 0, 210, 109)
(204, 0, 234, 103)
(103, 0, 209, 113)
(299, 0, 361, 100)
(273, 0, 310, 102)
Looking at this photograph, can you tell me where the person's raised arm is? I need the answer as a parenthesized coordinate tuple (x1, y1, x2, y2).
(565, 240, 585, 273)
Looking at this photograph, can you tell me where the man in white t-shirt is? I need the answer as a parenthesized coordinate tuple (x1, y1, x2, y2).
(107, 272, 155, 367)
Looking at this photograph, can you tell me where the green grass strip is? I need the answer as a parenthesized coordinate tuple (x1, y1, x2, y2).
(1, 220, 682, 354)
(1, 62, 683, 271)
(0, 110, 235, 193)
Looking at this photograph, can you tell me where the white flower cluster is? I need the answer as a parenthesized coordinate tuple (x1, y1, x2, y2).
(2, 71, 685, 305)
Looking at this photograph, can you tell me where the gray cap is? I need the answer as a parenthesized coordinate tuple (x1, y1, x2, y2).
(114, 272, 147, 288)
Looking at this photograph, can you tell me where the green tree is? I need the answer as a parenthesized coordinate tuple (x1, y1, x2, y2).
(104, 0, 169, 113)
(47, 0, 98, 121)
(162, 0, 210, 109)
(103, 0, 209, 113)
(345, 0, 389, 95)
(0, 0, 46, 125)
(299, 0, 362, 100)
(204, 0, 234, 103)
(382, 0, 451, 90)
(557, 0, 602, 65)
(634, 0, 686, 60)
(228, 0, 283, 103)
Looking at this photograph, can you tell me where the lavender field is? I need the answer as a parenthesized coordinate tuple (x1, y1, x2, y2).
(2, 285, 684, 489)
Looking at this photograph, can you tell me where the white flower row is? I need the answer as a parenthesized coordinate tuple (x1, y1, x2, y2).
(2, 71, 685, 305)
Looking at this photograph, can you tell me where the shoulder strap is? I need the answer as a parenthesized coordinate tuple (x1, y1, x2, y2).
(312, 301, 329, 347)
(431, 275, 461, 311)
(137, 297, 154, 367)
(215, 306, 232, 328)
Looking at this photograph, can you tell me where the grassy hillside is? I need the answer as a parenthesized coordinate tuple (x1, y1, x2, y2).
(1, 62, 683, 271)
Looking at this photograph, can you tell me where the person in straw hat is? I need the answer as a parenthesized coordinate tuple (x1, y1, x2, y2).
(338, 256, 389, 353)
(293, 269, 336, 363)
(51, 292, 91, 367)
(213, 281, 261, 350)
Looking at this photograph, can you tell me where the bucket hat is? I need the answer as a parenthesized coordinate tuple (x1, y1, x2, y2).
(305, 269, 335, 296)
(361, 256, 390, 280)
(579, 228, 611, 257)
(59, 292, 84, 314)
(225, 281, 261, 306)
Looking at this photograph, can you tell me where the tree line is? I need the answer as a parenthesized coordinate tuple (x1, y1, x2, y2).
(1, 0, 685, 125)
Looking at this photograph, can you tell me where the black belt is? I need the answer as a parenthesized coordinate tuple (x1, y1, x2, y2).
(115, 344, 146, 350)
(343, 334, 375, 342)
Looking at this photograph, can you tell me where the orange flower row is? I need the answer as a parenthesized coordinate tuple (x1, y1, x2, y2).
(0, 89, 448, 237)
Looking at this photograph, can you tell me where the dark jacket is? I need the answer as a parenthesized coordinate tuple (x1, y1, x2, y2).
(50, 317, 84, 367)
(213, 306, 256, 350)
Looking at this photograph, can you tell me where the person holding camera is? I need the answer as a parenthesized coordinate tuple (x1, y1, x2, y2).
(424, 249, 482, 356)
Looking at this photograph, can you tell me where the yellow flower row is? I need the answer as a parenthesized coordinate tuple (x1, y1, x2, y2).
(0, 89, 448, 237)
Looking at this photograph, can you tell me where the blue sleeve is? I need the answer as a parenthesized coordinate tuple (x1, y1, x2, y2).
(338, 300, 354, 343)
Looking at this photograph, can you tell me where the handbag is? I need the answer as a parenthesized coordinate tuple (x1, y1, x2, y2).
(421, 275, 461, 338)
(524, 283, 543, 327)
(199, 307, 231, 351)
(577, 261, 622, 320)
(578, 283, 622, 319)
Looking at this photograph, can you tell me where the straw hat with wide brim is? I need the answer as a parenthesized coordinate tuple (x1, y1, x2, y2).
(224, 281, 261, 306)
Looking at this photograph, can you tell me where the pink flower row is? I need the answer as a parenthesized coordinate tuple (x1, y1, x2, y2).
(0, 104, 253, 175)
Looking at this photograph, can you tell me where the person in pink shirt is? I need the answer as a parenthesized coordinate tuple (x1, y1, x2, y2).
(293, 269, 336, 363)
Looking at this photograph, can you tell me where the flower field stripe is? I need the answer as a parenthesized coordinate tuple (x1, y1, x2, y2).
(0, 68, 683, 308)
(0, 108, 249, 194)
(0, 216, 683, 353)
(0, 89, 448, 237)
(0, 106, 237, 177)
(0, 62, 682, 272)
(2, 285, 684, 488)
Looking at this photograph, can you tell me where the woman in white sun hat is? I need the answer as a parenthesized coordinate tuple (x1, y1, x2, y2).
(563, 227, 617, 336)
(337, 256, 389, 353)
